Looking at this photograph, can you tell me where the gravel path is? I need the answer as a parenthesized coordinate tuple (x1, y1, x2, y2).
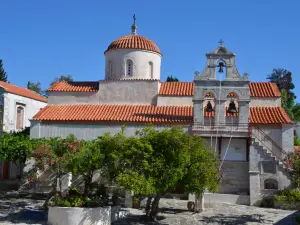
(0, 195, 299, 225)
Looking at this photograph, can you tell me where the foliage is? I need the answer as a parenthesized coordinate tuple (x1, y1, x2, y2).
(166, 75, 179, 82)
(183, 135, 220, 195)
(267, 69, 299, 121)
(32, 134, 82, 203)
(109, 126, 220, 219)
(0, 131, 32, 178)
(0, 59, 8, 82)
(295, 136, 300, 146)
(53, 187, 107, 208)
(51, 74, 73, 85)
(27, 81, 43, 95)
(285, 150, 300, 189)
(67, 139, 105, 196)
(274, 189, 300, 203)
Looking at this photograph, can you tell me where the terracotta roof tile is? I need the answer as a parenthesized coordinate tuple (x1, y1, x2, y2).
(32, 104, 291, 125)
(250, 107, 292, 124)
(105, 35, 161, 55)
(0, 81, 47, 102)
(32, 104, 192, 124)
(47, 81, 281, 98)
(249, 82, 281, 97)
(48, 81, 99, 92)
(159, 82, 194, 96)
(159, 82, 281, 98)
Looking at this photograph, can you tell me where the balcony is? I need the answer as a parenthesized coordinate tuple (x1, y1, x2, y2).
(192, 122, 250, 137)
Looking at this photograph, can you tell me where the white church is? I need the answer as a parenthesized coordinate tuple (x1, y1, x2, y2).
(30, 17, 294, 206)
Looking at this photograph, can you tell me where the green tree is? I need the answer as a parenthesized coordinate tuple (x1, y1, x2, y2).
(67, 139, 105, 196)
(27, 81, 43, 95)
(166, 75, 179, 82)
(0, 130, 32, 179)
(267, 69, 300, 121)
(32, 135, 82, 208)
(0, 59, 8, 82)
(112, 126, 220, 219)
(51, 74, 73, 85)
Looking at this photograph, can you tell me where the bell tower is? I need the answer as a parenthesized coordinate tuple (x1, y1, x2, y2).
(192, 41, 250, 139)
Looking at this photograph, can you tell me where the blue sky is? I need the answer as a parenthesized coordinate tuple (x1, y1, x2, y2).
(0, 1, 299, 100)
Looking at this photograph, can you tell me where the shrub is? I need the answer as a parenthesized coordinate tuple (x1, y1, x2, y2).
(52, 187, 109, 208)
(274, 189, 300, 203)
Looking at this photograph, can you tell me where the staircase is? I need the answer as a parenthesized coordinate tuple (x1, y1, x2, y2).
(251, 126, 288, 169)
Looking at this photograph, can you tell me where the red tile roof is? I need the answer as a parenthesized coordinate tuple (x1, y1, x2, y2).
(250, 107, 292, 124)
(159, 82, 194, 96)
(48, 81, 99, 92)
(0, 81, 47, 103)
(32, 104, 291, 125)
(32, 104, 192, 124)
(105, 35, 161, 55)
(47, 81, 281, 98)
(249, 82, 281, 97)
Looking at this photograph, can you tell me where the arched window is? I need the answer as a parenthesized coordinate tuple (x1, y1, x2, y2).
(264, 179, 278, 190)
(16, 106, 24, 130)
(126, 59, 133, 77)
(149, 61, 153, 79)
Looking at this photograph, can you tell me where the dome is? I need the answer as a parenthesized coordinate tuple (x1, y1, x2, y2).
(105, 34, 161, 55)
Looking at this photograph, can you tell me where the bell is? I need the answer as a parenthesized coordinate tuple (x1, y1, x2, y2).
(227, 101, 237, 114)
(218, 62, 225, 73)
(206, 101, 213, 112)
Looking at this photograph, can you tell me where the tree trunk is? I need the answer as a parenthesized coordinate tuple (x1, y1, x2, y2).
(149, 195, 161, 220)
(145, 196, 152, 217)
(83, 174, 93, 197)
(194, 194, 204, 213)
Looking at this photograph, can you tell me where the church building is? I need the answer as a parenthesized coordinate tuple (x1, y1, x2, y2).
(30, 17, 294, 206)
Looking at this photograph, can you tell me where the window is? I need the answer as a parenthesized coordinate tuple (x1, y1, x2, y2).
(126, 60, 133, 77)
(149, 61, 153, 79)
(16, 106, 24, 130)
(264, 179, 278, 190)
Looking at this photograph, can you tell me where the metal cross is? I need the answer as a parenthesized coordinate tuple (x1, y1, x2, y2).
(218, 39, 224, 46)
(133, 14, 136, 25)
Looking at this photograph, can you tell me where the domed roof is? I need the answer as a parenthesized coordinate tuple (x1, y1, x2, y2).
(105, 34, 161, 55)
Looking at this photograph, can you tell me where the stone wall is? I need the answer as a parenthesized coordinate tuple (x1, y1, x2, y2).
(249, 143, 292, 206)
(218, 162, 249, 194)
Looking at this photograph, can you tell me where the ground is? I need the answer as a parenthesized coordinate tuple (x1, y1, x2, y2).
(0, 194, 299, 225)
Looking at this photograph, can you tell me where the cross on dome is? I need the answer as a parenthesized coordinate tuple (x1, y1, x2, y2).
(131, 14, 137, 35)
(218, 39, 224, 46)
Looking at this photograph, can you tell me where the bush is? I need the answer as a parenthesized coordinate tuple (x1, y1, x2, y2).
(52, 187, 108, 208)
(274, 189, 300, 203)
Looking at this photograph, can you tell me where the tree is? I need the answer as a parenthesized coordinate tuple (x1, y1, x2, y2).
(51, 75, 73, 85)
(32, 135, 82, 208)
(166, 75, 179, 82)
(0, 130, 32, 179)
(267, 68, 300, 121)
(112, 126, 220, 220)
(0, 59, 8, 82)
(27, 81, 43, 95)
(67, 139, 105, 196)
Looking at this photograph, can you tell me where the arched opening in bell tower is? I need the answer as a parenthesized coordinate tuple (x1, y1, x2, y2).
(216, 59, 226, 80)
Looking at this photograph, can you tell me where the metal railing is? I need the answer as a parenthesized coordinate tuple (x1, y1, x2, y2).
(192, 122, 250, 133)
(251, 126, 288, 162)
